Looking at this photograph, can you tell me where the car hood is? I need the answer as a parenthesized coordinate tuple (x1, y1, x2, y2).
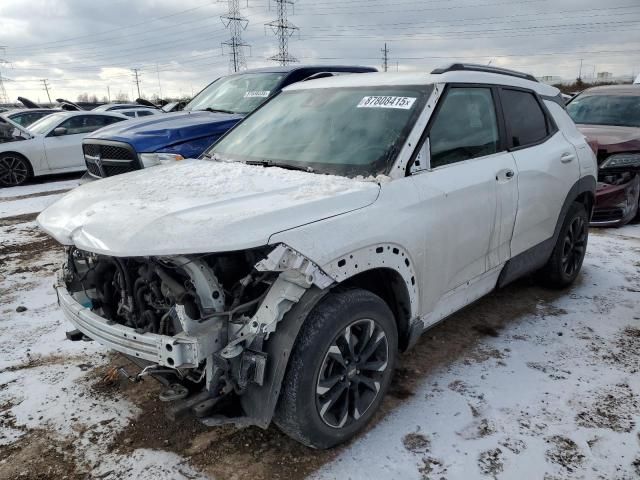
(37, 159, 380, 257)
(576, 124, 640, 161)
(85, 110, 245, 152)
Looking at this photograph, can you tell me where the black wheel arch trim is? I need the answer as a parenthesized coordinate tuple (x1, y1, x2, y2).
(239, 286, 329, 428)
(498, 175, 596, 287)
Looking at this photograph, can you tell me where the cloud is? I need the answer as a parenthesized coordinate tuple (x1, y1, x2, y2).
(0, 0, 638, 102)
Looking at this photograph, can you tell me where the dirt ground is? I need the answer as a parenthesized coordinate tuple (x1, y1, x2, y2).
(1, 183, 639, 479)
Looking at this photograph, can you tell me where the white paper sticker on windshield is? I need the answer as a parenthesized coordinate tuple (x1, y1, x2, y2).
(244, 91, 271, 98)
(357, 96, 416, 109)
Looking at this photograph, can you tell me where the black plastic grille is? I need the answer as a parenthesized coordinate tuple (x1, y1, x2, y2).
(86, 161, 101, 177)
(83, 141, 139, 178)
(100, 145, 135, 161)
(592, 207, 623, 223)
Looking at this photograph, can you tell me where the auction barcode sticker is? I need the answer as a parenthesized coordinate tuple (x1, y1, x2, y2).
(357, 96, 416, 109)
(244, 91, 271, 98)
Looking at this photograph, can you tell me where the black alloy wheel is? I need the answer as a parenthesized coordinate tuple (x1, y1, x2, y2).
(0, 154, 30, 187)
(537, 201, 589, 288)
(274, 289, 397, 449)
(560, 215, 586, 277)
(316, 318, 389, 429)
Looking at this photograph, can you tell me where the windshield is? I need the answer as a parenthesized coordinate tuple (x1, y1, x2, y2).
(208, 85, 431, 177)
(185, 73, 285, 114)
(28, 112, 66, 134)
(567, 94, 640, 127)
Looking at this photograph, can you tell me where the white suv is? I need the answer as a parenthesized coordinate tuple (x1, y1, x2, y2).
(38, 64, 597, 449)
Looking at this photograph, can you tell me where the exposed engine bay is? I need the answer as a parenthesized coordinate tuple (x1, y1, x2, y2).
(61, 244, 333, 424)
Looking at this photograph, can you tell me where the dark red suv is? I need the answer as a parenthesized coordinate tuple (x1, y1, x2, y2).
(567, 85, 640, 227)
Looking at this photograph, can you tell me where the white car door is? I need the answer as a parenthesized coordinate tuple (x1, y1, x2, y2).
(499, 88, 580, 257)
(43, 115, 121, 170)
(410, 86, 518, 311)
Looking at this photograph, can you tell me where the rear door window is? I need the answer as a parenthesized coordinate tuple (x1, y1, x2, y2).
(501, 89, 549, 148)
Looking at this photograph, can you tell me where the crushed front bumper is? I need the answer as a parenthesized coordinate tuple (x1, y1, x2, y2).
(591, 174, 640, 227)
(55, 270, 218, 368)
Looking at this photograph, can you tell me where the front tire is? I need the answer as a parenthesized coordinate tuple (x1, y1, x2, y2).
(274, 289, 398, 449)
(0, 153, 32, 188)
(537, 202, 589, 288)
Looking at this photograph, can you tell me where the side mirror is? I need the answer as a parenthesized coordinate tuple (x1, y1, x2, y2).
(53, 127, 67, 136)
(410, 138, 430, 174)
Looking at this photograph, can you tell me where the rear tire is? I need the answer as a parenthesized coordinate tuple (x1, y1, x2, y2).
(274, 289, 397, 449)
(0, 153, 32, 188)
(537, 202, 588, 288)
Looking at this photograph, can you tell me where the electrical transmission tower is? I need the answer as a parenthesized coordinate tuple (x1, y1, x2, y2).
(221, 0, 250, 73)
(0, 47, 10, 104)
(266, 0, 299, 65)
(381, 43, 389, 72)
(40, 79, 52, 104)
(132, 68, 142, 98)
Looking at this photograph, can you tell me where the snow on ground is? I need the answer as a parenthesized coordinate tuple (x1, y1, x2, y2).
(0, 178, 80, 199)
(1, 178, 639, 480)
(314, 229, 640, 480)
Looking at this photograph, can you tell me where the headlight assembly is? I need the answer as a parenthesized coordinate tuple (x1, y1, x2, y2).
(600, 153, 640, 169)
(138, 152, 184, 168)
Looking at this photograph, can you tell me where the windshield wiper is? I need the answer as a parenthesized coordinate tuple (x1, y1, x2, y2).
(245, 160, 314, 173)
(201, 107, 237, 114)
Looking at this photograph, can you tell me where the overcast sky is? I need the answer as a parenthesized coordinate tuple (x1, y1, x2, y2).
(0, 0, 639, 104)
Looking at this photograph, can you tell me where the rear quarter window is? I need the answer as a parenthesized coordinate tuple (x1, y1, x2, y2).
(501, 89, 550, 148)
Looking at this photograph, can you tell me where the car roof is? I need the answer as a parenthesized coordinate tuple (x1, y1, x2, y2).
(46, 111, 128, 118)
(93, 103, 153, 111)
(577, 84, 640, 96)
(237, 65, 377, 75)
(285, 70, 560, 97)
(4, 108, 60, 115)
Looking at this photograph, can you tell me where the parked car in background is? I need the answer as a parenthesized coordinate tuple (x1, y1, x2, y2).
(81, 65, 377, 178)
(0, 116, 30, 144)
(117, 108, 163, 119)
(0, 111, 128, 187)
(38, 64, 596, 449)
(2, 108, 60, 128)
(92, 103, 158, 113)
(160, 99, 189, 112)
(567, 84, 640, 226)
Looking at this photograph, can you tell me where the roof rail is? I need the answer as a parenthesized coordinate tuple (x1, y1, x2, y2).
(431, 63, 538, 83)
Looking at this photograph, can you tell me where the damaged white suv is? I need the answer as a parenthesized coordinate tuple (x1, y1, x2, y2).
(38, 64, 597, 449)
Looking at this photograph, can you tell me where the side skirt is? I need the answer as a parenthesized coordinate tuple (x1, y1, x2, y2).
(417, 266, 503, 334)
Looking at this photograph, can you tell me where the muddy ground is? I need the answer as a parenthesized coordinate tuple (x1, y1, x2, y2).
(1, 186, 639, 479)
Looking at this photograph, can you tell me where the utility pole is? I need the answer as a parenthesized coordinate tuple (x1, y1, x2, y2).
(40, 79, 52, 104)
(107, 85, 111, 102)
(578, 59, 583, 81)
(266, 0, 299, 65)
(156, 63, 163, 99)
(0, 47, 9, 105)
(132, 68, 142, 98)
(221, 0, 250, 73)
(381, 43, 389, 72)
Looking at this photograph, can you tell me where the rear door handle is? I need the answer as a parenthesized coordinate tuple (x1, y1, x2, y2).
(561, 152, 576, 163)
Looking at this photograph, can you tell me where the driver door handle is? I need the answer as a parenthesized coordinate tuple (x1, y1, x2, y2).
(561, 152, 576, 163)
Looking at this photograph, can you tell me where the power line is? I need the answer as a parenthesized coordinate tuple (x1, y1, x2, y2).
(221, 0, 250, 72)
(8, 1, 222, 51)
(266, 0, 299, 65)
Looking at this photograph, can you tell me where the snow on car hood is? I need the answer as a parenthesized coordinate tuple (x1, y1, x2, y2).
(37, 159, 380, 257)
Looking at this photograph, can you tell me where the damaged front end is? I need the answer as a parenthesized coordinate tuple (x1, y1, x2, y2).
(592, 153, 640, 227)
(57, 244, 333, 425)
